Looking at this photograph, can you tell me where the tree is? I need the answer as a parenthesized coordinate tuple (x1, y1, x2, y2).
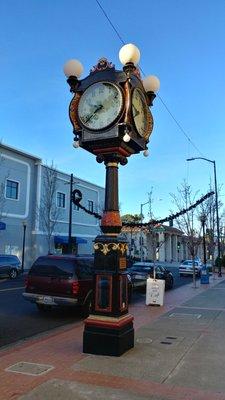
(170, 180, 202, 287)
(39, 162, 61, 254)
(198, 182, 225, 271)
(121, 214, 142, 224)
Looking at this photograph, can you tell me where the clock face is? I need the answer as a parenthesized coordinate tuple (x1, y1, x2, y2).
(132, 87, 149, 138)
(78, 82, 123, 131)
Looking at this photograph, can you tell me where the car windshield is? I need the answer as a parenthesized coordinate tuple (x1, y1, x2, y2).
(29, 257, 76, 278)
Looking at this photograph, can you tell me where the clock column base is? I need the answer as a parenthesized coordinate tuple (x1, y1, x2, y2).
(83, 314, 134, 356)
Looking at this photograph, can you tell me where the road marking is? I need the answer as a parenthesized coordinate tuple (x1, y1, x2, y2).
(0, 286, 25, 292)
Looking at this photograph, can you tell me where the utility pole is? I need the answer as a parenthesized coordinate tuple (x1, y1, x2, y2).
(68, 173, 73, 254)
(187, 157, 222, 276)
(21, 221, 27, 273)
(213, 161, 222, 276)
(200, 214, 207, 266)
(140, 200, 149, 261)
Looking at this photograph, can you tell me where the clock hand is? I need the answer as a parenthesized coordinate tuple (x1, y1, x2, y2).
(84, 104, 103, 123)
(133, 105, 140, 118)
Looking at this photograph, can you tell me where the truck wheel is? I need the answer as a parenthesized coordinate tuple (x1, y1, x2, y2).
(9, 269, 18, 279)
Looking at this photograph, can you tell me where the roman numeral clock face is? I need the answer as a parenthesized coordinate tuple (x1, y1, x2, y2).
(78, 82, 123, 131)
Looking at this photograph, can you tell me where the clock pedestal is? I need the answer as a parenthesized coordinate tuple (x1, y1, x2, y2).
(83, 158, 134, 356)
(65, 54, 159, 357)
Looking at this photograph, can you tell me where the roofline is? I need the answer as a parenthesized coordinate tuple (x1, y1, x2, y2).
(0, 142, 104, 190)
(0, 142, 42, 162)
(41, 163, 105, 190)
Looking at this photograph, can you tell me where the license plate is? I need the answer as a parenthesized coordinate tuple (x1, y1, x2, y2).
(38, 296, 54, 305)
(134, 274, 144, 280)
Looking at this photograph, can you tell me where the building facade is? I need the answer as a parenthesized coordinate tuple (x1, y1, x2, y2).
(0, 143, 105, 269)
(122, 225, 203, 263)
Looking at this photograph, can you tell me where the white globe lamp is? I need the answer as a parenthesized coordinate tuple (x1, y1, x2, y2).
(142, 75, 160, 93)
(63, 59, 84, 78)
(119, 43, 140, 66)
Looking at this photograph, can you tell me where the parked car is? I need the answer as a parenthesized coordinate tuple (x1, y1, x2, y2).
(0, 254, 22, 279)
(127, 262, 174, 290)
(179, 260, 202, 277)
(23, 254, 132, 314)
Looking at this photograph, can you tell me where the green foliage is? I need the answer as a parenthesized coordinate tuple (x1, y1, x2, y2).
(121, 214, 141, 223)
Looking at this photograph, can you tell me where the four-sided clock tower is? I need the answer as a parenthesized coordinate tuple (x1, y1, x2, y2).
(64, 44, 160, 356)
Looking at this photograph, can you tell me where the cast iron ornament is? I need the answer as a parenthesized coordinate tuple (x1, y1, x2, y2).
(72, 189, 82, 205)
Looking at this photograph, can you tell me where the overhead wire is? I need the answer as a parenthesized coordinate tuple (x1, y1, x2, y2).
(94, 0, 205, 158)
(95, 0, 125, 45)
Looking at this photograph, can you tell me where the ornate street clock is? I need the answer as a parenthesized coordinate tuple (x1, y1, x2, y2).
(68, 57, 155, 164)
(64, 44, 159, 357)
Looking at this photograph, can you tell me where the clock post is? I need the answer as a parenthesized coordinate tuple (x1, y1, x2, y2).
(64, 44, 160, 356)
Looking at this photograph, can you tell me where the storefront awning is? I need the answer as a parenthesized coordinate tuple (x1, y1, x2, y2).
(54, 235, 87, 245)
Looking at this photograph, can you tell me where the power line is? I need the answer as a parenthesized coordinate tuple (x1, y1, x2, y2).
(157, 94, 205, 157)
(94, 0, 205, 157)
(95, 0, 125, 45)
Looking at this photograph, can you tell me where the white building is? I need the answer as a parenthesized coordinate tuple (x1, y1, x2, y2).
(0, 143, 105, 269)
(122, 224, 202, 263)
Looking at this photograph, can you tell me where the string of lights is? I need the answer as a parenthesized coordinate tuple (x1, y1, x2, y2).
(75, 191, 214, 227)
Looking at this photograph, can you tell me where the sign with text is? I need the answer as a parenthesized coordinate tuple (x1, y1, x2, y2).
(146, 278, 165, 306)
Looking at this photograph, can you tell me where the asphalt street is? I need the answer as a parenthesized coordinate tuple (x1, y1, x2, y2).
(0, 267, 195, 349)
(0, 275, 82, 348)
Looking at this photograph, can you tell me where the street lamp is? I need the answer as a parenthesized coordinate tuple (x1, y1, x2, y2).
(199, 213, 207, 267)
(64, 43, 159, 356)
(21, 221, 27, 273)
(68, 173, 73, 254)
(65, 174, 81, 254)
(187, 157, 222, 276)
(140, 200, 149, 261)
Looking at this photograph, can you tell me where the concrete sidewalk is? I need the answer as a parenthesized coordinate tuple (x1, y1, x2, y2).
(1, 276, 225, 400)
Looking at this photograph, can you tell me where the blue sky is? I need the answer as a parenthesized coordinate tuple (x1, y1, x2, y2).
(1, 0, 225, 220)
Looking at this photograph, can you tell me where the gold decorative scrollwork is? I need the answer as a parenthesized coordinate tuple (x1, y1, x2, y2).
(69, 92, 82, 131)
(119, 243, 129, 255)
(93, 242, 128, 256)
(144, 108, 154, 140)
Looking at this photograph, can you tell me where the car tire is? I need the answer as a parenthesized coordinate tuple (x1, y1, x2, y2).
(36, 303, 52, 312)
(9, 269, 18, 279)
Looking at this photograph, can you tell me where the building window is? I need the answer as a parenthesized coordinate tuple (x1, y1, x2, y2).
(88, 200, 94, 213)
(57, 192, 65, 208)
(139, 236, 144, 245)
(6, 180, 19, 200)
(5, 245, 20, 256)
